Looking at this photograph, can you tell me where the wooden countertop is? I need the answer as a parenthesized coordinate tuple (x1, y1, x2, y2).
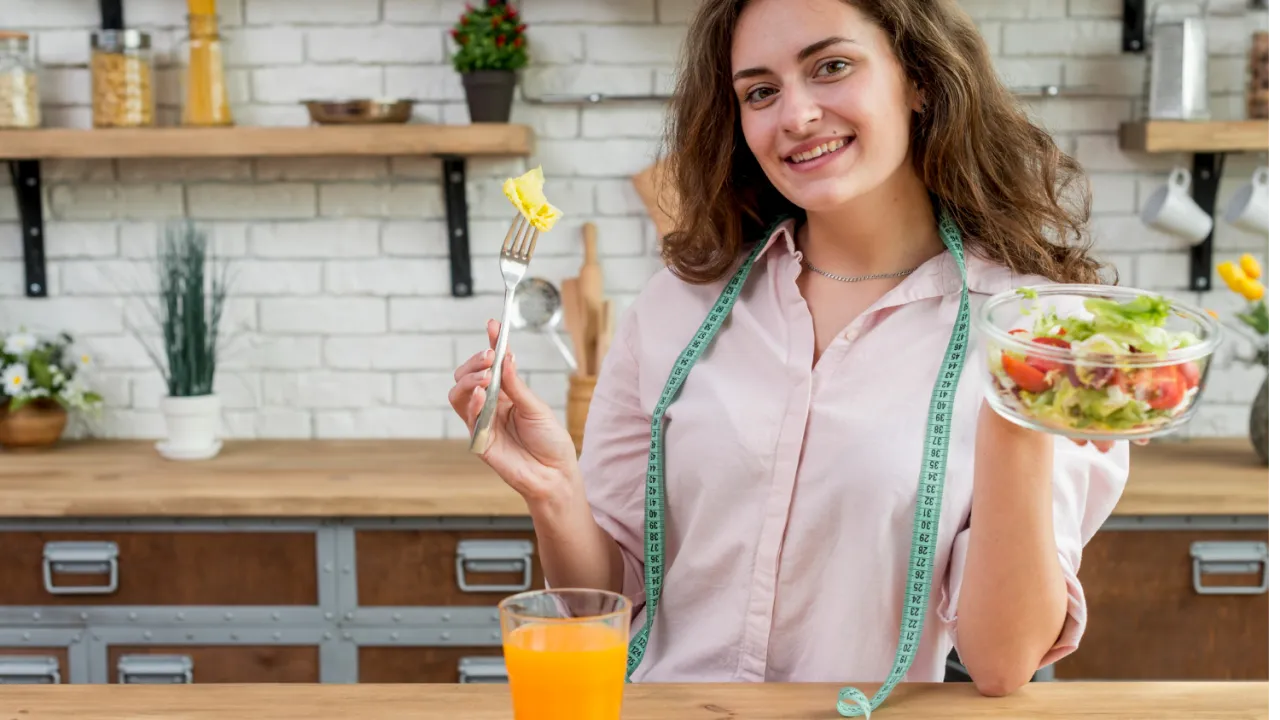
(0, 681, 1267, 719)
(1113, 437, 1268, 516)
(0, 439, 527, 518)
(0, 437, 1266, 518)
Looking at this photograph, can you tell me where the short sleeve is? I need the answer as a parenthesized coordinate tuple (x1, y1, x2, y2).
(937, 435, 1129, 667)
(576, 304, 651, 610)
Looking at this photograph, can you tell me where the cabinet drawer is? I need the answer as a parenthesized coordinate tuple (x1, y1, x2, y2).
(356, 530, 542, 606)
(1054, 530, 1268, 680)
(107, 645, 319, 683)
(358, 646, 505, 683)
(0, 531, 317, 606)
(0, 647, 69, 684)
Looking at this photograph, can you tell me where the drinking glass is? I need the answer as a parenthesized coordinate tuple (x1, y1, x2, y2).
(499, 588, 632, 720)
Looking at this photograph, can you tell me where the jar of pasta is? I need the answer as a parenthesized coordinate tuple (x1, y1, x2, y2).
(91, 29, 155, 128)
(0, 31, 40, 128)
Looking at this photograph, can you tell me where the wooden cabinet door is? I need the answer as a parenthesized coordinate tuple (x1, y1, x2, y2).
(107, 645, 320, 683)
(356, 530, 542, 607)
(1054, 530, 1268, 680)
(358, 646, 505, 683)
(0, 647, 69, 684)
(0, 531, 318, 606)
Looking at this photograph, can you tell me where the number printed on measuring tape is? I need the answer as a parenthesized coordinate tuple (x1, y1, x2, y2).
(626, 213, 972, 720)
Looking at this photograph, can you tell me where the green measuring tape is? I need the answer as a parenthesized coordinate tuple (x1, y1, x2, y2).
(624, 209, 971, 720)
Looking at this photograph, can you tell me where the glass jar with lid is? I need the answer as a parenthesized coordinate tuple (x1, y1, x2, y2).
(0, 31, 41, 129)
(91, 29, 155, 128)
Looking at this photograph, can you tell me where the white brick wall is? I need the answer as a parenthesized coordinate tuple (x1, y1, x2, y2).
(2, 0, 1268, 440)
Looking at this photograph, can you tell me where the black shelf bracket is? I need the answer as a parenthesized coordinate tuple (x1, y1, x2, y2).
(1188, 152, 1225, 292)
(440, 155, 473, 298)
(1123, 0, 1145, 53)
(8, 161, 47, 298)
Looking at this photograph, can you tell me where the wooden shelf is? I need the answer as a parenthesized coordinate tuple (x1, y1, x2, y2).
(0, 123, 533, 160)
(0, 123, 534, 299)
(1119, 120, 1268, 153)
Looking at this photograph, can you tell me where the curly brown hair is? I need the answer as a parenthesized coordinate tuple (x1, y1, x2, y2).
(656, 0, 1107, 286)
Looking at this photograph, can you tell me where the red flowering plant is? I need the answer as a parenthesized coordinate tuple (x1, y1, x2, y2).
(451, 0, 529, 72)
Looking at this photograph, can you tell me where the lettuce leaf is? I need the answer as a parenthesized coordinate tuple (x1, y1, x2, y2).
(1081, 295, 1182, 355)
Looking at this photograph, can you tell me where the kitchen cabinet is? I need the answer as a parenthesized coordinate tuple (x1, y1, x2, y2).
(2, 530, 317, 606)
(0, 628, 86, 684)
(354, 529, 542, 608)
(1052, 528, 1268, 680)
(0, 438, 1266, 685)
(105, 645, 320, 684)
(357, 646, 507, 684)
(0, 647, 70, 684)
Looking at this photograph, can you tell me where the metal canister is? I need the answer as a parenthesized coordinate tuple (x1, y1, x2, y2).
(1146, 14, 1210, 120)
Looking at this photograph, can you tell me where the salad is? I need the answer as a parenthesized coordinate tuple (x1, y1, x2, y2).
(987, 288, 1210, 436)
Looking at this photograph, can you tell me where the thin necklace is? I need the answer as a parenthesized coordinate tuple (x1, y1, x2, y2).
(801, 256, 918, 283)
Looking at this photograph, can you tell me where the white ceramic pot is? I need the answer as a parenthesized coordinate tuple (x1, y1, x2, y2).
(157, 394, 222, 461)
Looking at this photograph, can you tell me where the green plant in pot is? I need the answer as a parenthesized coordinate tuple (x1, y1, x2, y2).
(451, 0, 528, 123)
(0, 330, 103, 450)
(134, 222, 232, 461)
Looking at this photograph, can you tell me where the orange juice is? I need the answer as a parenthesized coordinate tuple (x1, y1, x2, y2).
(503, 622, 627, 720)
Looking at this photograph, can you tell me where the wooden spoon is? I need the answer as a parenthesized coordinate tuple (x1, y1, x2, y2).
(579, 223, 604, 374)
(595, 299, 614, 373)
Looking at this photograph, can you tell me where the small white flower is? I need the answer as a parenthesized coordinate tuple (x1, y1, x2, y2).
(79, 353, 93, 368)
(3, 363, 29, 396)
(3, 333, 37, 356)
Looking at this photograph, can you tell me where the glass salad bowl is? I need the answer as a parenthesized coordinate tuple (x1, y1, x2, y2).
(976, 284, 1222, 441)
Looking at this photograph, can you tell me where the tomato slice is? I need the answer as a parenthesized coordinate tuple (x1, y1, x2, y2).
(1027, 336, 1071, 375)
(1033, 337, 1071, 349)
(1178, 362, 1201, 390)
(1140, 366, 1187, 410)
(1002, 352, 1051, 393)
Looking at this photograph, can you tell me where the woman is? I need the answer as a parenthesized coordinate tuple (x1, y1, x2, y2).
(448, 0, 1129, 708)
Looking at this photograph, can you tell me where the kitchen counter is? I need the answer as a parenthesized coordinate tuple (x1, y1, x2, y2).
(0, 681, 1267, 719)
(0, 437, 1265, 518)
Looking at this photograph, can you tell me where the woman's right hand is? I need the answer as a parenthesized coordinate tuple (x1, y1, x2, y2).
(448, 319, 582, 507)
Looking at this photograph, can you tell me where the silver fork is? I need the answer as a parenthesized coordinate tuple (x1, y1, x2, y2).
(470, 213, 540, 454)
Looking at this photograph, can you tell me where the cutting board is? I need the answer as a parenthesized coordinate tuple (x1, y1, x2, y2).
(632, 155, 681, 240)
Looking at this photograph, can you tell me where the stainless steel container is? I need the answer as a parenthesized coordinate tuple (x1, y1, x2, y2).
(1147, 14, 1210, 120)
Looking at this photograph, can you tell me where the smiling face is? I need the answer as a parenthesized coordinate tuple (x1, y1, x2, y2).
(730, 0, 922, 213)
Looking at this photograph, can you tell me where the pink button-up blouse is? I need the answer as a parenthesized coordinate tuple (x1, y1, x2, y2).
(576, 218, 1129, 683)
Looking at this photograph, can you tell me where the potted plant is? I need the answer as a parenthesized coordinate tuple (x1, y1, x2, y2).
(451, 0, 528, 123)
(0, 329, 103, 450)
(1216, 254, 1268, 464)
(135, 222, 232, 461)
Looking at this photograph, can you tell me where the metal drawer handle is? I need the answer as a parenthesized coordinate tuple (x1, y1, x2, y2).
(1190, 541, 1268, 595)
(458, 656, 508, 684)
(0, 656, 61, 684)
(118, 655, 193, 684)
(455, 539, 534, 593)
(43, 541, 120, 595)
